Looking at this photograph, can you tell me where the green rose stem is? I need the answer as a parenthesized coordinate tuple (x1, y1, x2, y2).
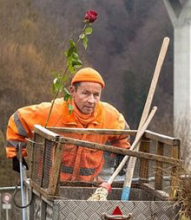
(45, 66, 69, 128)
(44, 11, 97, 127)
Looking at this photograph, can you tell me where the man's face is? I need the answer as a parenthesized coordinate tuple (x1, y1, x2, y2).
(70, 82, 102, 114)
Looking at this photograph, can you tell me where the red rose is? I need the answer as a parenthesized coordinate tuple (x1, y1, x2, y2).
(85, 10, 98, 23)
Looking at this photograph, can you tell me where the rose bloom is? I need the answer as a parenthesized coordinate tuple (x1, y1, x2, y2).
(85, 10, 98, 23)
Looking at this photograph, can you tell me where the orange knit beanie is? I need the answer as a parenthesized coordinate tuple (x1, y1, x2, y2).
(71, 67, 105, 89)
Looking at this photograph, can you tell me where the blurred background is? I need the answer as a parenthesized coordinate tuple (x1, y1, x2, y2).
(0, 0, 174, 186)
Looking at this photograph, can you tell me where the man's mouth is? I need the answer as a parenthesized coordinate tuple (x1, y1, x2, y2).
(84, 106, 94, 111)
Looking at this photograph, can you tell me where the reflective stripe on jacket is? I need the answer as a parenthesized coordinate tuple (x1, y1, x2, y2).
(6, 98, 130, 181)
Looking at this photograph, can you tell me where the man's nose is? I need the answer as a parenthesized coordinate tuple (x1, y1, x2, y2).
(88, 94, 95, 103)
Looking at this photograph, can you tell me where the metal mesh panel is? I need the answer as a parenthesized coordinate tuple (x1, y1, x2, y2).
(33, 194, 41, 220)
(42, 140, 54, 189)
(46, 203, 53, 220)
(30, 192, 53, 220)
(31, 133, 45, 186)
(31, 133, 56, 188)
(100, 139, 173, 192)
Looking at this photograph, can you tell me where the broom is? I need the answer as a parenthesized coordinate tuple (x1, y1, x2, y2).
(87, 106, 157, 201)
(88, 36, 170, 201)
(121, 36, 170, 200)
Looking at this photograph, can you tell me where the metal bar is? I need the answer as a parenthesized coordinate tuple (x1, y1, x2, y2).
(6, 209, 9, 220)
(0, 187, 20, 191)
(0, 193, 1, 220)
(19, 143, 26, 220)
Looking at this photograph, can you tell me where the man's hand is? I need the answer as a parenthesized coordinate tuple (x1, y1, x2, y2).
(12, 156, 29, 173)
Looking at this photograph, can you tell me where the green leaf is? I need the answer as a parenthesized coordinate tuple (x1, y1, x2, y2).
(52, 82, 63, 93)
(68, 103, 74, 114)
(71, 52, 79, 59)
(71, 59, 82, 67)
(65, 39, 78, 57)
(79, 33, 86, 39)
(85, 27, 93, 35)
(64, 94, 70, 101)
(74, 64, 82, 69)
(60, 75, 68, 83)
(68, 64, 76, 74)
(66, 55, 72, 64)
(83, 36, 88, 50)
(52, 74, 69, 94)
(64, 88, 72, 101)
(64, 88, 71, 96)
(66, 46, 77, 58)
(69, 39, 76, 48)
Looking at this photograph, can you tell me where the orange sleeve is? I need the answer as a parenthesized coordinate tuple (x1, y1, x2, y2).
(6, 103, 51, 158)
(6, 113, 28, 158)
(109, 113, 131, 149)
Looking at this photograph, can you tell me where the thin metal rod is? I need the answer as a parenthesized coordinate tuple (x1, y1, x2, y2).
(6, 209, 9, 220)
(19, 143, 26, 220)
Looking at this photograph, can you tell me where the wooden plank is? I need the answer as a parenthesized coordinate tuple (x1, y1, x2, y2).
(34, 125, 60, 141)
(28, 136, 35, 179)
(47, 127, 180, 146)
(59, 136, 182, 165)
(48, 127, 137, 135)
(155, 141, 164, 190)
(30, 181, 49, 199)
(45, 126, 181, 147)
(139, 138, 150, 183)
(169, 144, 180, 200)
(144, 130, 180, 146)
(31, 183, 56, 203)
(47, 142, 63, 196)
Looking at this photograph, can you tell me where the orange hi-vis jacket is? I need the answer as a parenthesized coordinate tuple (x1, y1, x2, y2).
(6, 98, 130, 181)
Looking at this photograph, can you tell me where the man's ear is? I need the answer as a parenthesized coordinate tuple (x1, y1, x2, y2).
(69, 85, 75, 96)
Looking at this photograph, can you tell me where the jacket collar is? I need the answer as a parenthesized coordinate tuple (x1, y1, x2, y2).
(62, 101, 103, 126)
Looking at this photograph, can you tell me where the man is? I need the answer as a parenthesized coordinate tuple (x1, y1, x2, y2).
(6, 67, 130, 181)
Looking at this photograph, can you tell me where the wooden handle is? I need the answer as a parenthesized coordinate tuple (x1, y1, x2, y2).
(121, 37, 170, 201)
(138, 37, 170, 129)
(107, 106, 157, 185)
